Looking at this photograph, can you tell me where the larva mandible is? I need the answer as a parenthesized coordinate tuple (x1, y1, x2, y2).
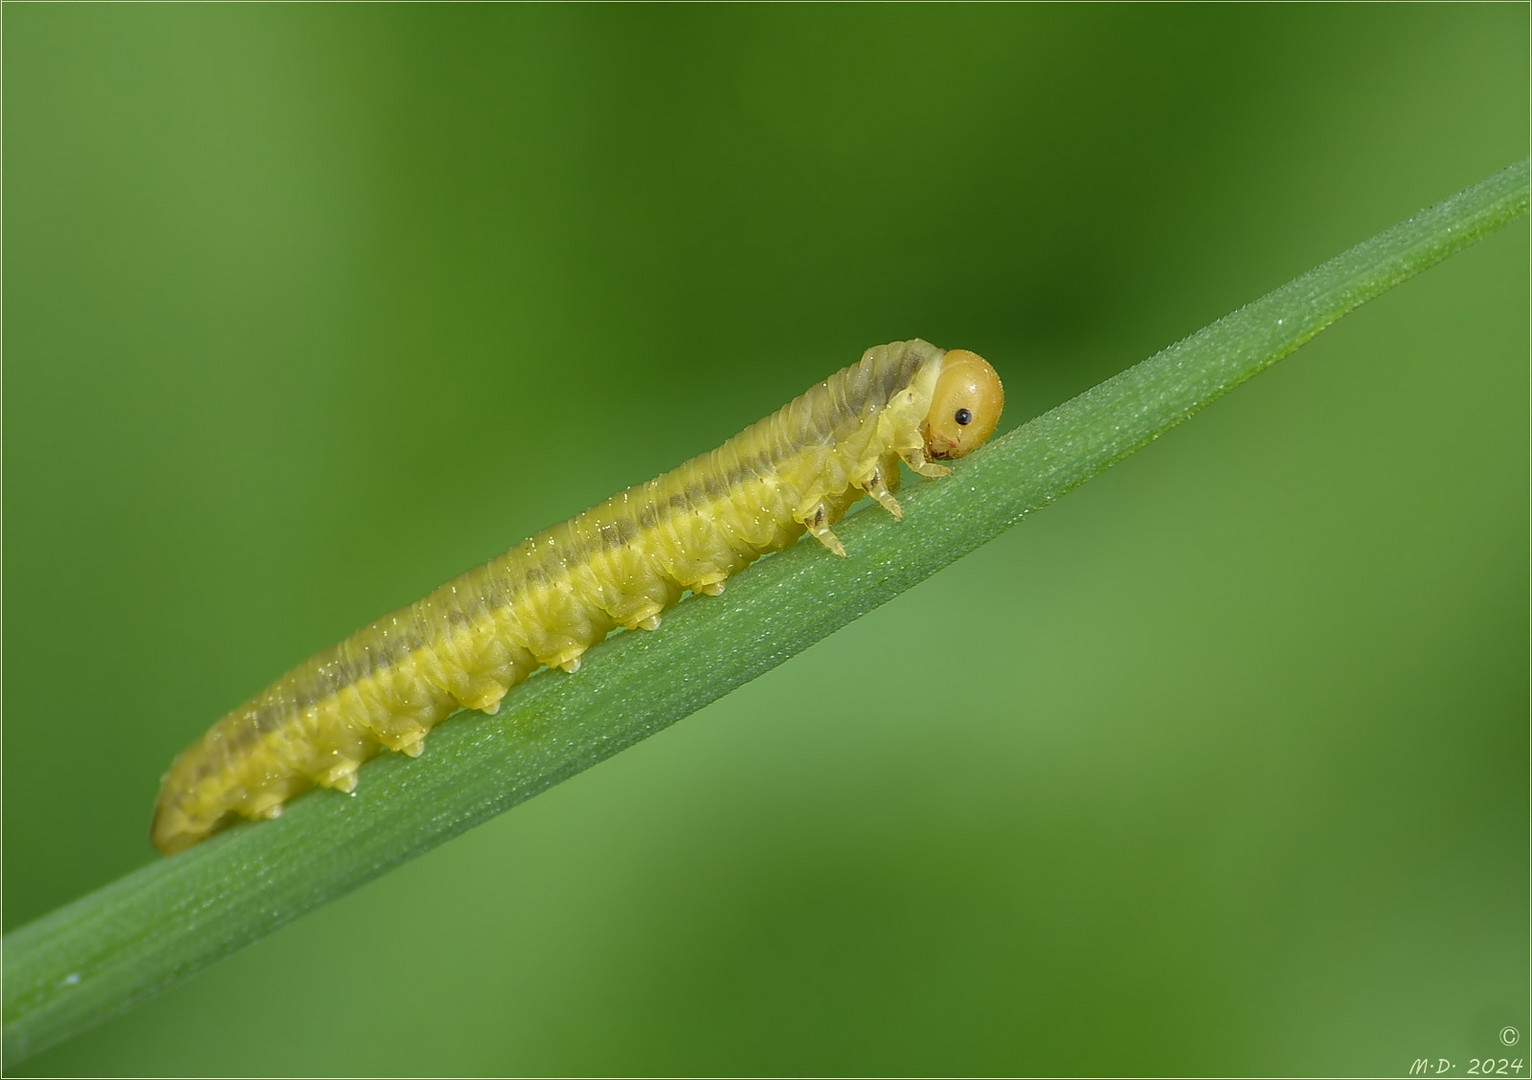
(152, 339, 1005, 854)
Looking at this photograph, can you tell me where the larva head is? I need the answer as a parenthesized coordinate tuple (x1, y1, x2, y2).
(923, 349, 1004, 460)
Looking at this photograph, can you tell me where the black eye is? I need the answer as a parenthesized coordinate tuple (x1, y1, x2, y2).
(954, 408, 973, 426)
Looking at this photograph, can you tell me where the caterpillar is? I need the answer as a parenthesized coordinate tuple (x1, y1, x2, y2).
(152, 339, 1005, 854)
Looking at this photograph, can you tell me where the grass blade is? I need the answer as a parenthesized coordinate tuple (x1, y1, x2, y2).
(4, 157, 1526, 1067)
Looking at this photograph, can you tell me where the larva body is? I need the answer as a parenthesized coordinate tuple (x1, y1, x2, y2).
(152, 339, 1004, 854)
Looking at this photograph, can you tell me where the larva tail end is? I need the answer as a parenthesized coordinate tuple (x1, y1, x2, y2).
(924, 349, 1004, 461)
(151, 801, 224, 856)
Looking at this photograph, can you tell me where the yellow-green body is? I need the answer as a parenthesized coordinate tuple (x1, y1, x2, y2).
(153, 339, 957, 853)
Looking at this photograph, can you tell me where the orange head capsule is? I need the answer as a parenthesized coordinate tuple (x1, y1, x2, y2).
(923, 349, 1004, 460)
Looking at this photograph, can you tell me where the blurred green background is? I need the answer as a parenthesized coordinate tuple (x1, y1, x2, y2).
(4, 6, 1527, 1077)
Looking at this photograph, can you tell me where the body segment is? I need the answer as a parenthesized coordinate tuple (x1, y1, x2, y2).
(152, 339, 1003, 853)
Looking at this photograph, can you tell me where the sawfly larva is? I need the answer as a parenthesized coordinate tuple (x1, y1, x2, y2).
(152, 339, 1004, 854)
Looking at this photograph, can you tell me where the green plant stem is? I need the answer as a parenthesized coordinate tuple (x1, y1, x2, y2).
(4, 159, 1526, 1067)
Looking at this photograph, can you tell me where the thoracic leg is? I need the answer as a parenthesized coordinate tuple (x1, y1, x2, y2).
(859, 465, 903, 520)
(899, 444, 951, 478)
(803, 502, 847, 557)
